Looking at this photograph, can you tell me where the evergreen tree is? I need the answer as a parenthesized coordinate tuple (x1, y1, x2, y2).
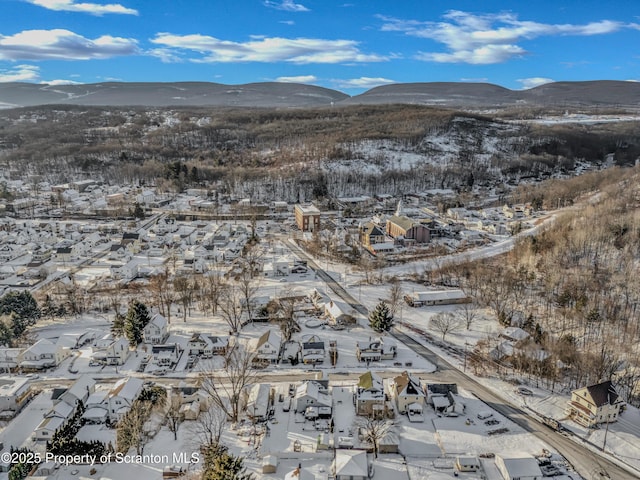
(202, 443, 254, 480)
(368, 301, 394, 333)
(111, 313, 125, 338)
(0, 291, 40, 337)
(123, 300, 151, 346)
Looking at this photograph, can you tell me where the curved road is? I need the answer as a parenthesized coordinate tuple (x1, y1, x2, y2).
(286, 239, 637, 480)
(392, 329, 632, 480)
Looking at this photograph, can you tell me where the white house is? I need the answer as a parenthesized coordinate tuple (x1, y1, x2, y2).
(20, 339, 70, 370)
(60, 376, 96, 408)
(390, 371, 425, 414)
(252, 329, 282, 364)
(82, 391, 110, 424)
(108, 377, 144, 421)
(91, 336, 130, 366)
(355, 371, 386, 417)
(0, 348, 23, 372)
(294, 381, 331, 413)
(244, 383, 271, 422)
(324, 299, 356, 325)
(333, 450, 369, 480)
(0, 376, 31, 417)
(34, 401, 75, 441)
(187, 333, 229, 357)
(144, 313, 169, 345)
(151, 344, 182, 367)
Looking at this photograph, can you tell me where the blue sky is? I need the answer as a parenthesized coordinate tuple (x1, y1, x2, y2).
(0, 0, 639, 93)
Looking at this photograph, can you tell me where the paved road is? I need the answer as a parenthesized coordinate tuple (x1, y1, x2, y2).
(284, 237, 636, 479)
(391, 328, 635, 480)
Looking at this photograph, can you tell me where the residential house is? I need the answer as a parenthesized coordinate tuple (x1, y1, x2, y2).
(390, 371, 425, 415)
(187, 333, 229, 357)
(144, 313, 169, 345)
(0, 348, 22, 372)
(0, 376, 31, 418)
(294, 381, 331, 413)
(34, 401, 75, 441)
(355, 371, 386, 417)
(359, 222, 387, 250)
(567, 381, 624, 427)
(91, 336, 129, 366)
(324, 299, 356, 326)
(333, 450, 370, 480)
(108, 377, 144, 421)
(20, 339, 70, 370)
(355, 337, 396, 362)
(151, 344, 182, 367)
(301, 335, 325, 365)
(252, 329, 282, 364)
(82, 391, 110, 424)
(244, 383, 272, 422)
(59, 376, 96, 408)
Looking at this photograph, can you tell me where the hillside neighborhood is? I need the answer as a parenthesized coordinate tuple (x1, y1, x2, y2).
(0, 170, 638, 480)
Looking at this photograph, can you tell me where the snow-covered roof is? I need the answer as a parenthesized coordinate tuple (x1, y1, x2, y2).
(496, 453, 543, 478)
(24, 338, 57, 355)
(109, 377, 143, 401)
(501, 327, 530, 341)
(334, 450, 368, 477)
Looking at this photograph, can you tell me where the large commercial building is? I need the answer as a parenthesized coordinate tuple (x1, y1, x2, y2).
(294, 204, 320, 232)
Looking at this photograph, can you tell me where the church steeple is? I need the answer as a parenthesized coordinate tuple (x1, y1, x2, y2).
(395, 199, 403, 217)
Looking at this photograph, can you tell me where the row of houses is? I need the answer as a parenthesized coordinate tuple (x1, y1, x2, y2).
(34, 376, 144, 440)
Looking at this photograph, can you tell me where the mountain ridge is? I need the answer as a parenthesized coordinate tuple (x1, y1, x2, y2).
(1, 80, 639, 109)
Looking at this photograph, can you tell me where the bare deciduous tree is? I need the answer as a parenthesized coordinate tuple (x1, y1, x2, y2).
(218, 284, 245, 334)
(387, 278, 403, 317)
(353, 415, 397, 459)
(187, 405, 228, 451)
(455, 302, 478, 330)
(173, 273, 193, 322)
(430, 311, 462, 342)
(199, 346, 261, 423)
(166, 390, 184, 440)
(149, 269, 174, 324)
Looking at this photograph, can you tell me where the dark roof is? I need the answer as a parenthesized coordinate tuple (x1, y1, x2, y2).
(585, 381, 620, 407)
(56, 247, 72, 254)
(122, 232, 140, 240)
(362, 222, 385, 237)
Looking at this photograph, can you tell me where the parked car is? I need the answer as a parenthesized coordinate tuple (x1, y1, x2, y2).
(516, 387, 533, 396)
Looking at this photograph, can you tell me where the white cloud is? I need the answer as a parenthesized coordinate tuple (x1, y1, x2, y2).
(25, 0, 138, 15)
(417, 44, 525, 64)
(333, 76, 395, 89)
(263, 0, 309, 12)
(276, 75, 317, 83)
(517, 77, 554, 89)
(280, 20, 295, 26)
(42, 79, 82, 85)
(460, 77, 489, 82)
(0, 29, 139, 60)
(150, 33, 387, 64)
(380, 11, 630, 64)
(0, 64, 82, 84)
(0, 64, 40, 82)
